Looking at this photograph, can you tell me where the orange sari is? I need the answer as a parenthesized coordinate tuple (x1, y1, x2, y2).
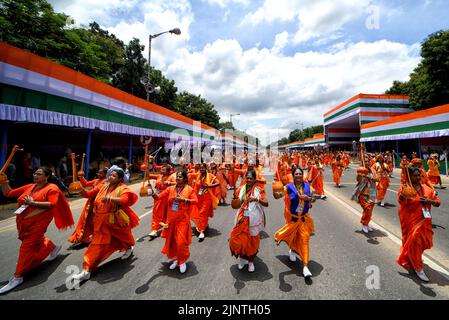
(158, 185, 198, 264)
(6, 183, 74, 277)
(150, 174, 175, 234)
(82, 183, 139, 272)
(69, 177, 106, 244)
(372, 163, 390, 201)
(215, 167, 229, 201)
(229, 185, 266, 262)
(191, 173, 218, 233)
(307, 164, 325, 195)
(275, 184, 314, 265)
(397, 184, 440, 271)
(332, 160, 344, 186)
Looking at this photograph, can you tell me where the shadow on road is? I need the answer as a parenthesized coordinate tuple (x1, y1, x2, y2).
(135, 261, 199, 295)
(276, 255, 323, 289)
(93, 256, 138, 285)
(398, 263, 449, 298)
(432, 224, 446, 230)
(259, 231, 270, 240)
(229, 257, 273, 294)
(7, 253, 70, 294)
(205, 227, 222, 239)
(354, 229, 388, 245)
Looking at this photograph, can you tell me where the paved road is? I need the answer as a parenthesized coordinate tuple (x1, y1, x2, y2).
(1, 169, 449, 300)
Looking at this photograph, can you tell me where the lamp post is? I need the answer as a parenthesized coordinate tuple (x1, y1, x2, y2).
(230, 113, 240, 128)
(141, 28, 181, 101)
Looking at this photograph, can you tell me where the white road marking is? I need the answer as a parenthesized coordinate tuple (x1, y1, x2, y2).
(325, 187, 449, 281)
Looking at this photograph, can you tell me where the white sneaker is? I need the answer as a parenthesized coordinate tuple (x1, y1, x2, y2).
(148, 230, 158, 237)
(288, 249, 297, 262)
(367, 225, 374, 232)
(362, 225, 369, 234)
(169, 260, 178, 270)
(248, 262, 255, 273)
(45, 245, 62, 262)
(179, 263, 187, 274)
(0, 276, 23, 294)
(380, 201, 385, 207)
(121, 247, 133, 260)
(238, 258, 247, 270)
(72, 270, 91, 282)
(303, 266, 312, 278)
(198, 232, 205, 242)
(415, 270, 429, 282)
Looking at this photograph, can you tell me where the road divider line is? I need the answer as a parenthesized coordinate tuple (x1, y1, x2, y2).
(325, 187, 449, 281)
(0, 224, 16, 233)
(139, 209, 153, 219)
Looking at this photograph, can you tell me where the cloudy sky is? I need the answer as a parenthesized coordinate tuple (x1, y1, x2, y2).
(49, 0, 448, 144)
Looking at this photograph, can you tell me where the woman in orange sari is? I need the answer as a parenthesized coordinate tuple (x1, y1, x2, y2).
(0, 167, 74, 294)
(427, 154, 445, 189)
(372, 155, 390, 207)
(274, 167, 316, 278)
(331, 155, 344, 188)
(229, 169, 269, 273)
(191, 163, 219, 242)
(68, 168, 108, 246)
(212, 163, 229, 206)
(400, 155, 408, 185)
(71, 168, 139, 283)
(307, 157, 326, 199)
(151, 170, 198, 273)
(397, 167, 441, 282)
(148, 164, 176, 239)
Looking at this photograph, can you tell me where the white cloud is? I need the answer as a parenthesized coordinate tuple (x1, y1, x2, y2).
(47, 0, 421, 144)
(167, 39, 420, 142)
(201, 0, 250, 8)
(242, 0, 372, 44)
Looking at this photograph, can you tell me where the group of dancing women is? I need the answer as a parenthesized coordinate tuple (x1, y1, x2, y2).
(0, 147, 442, 294)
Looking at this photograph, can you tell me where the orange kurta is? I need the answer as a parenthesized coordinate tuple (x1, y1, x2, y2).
(6, 183, 74, 277)
(69, 177, 106, 244)
(82, 183, 139, 272)
(397, 184, 440, 271)
(229, 185, 266, 262)
(427, 159, 440, 185)
(158, 185, 198, 264)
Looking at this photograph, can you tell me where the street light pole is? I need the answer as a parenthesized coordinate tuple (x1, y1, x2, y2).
(230, 113, 240, 128)
(143, 28, 181, 101)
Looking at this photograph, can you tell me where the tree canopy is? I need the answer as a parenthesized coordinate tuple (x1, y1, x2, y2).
(386, 30, 449, 110)
(0, 0, 225, 130)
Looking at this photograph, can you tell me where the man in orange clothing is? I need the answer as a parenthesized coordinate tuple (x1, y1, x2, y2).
(372, 155, 391, 207)
(397, 167, 441, 282)
(400, 155, 409, 185)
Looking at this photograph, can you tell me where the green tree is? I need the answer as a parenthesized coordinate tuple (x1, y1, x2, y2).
(218, 121, 235, 131)
(386, 30, 449, 110)
(174, 92, 220, 128)
(145, 67, 178, 110)
(112, 38, 147, 98)
(385, 80, 411, 95)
